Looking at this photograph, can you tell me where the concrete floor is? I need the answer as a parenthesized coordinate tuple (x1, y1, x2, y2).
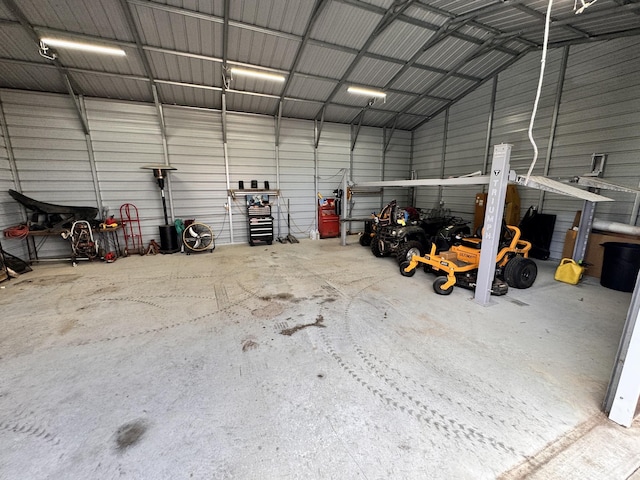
(1, 237, 639, 479)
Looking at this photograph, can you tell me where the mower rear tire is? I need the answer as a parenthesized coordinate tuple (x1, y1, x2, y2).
(433, 276, 453, 295)
(399, 261, 416, 277)
(370, 236, 387, 257)
(504, 256, 537, 289)
(396, 240, 424, 265)
(359, 233, 372, 247)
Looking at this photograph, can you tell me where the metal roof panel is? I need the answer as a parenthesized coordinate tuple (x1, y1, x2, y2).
(71, 72, 151, 102)
(402, 5, 448, 26)
(457, 50, 514, 78)
(150, 0, 223, 16)
(0, 61, 66, 92)
(18, 0, 133, 41)
(310, 2, 381, 50)
(229, 0, 316, 36)
(368, 21, 439, 62)
(281, 100, 322, 120)
(295, 43, 356, 79)
(429, 77, 476, 99)
(426, 0, 500, 16)
(0, 26, 43, 62)
(147, 51, 221, 88)
(347, 57, 403, 88)
(286, 75, 337, 102)
(389, 67, 442, 94)
(228, 26, 299, 70)
(157, 83, 221, 109)
(406, 97, 448, 116)
(323, 104, 360, 124)
(225, 91, 279, 116)
(418, 36, 478, 71)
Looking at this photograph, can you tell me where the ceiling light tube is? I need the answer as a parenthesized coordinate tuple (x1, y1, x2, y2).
(347, 86, 387, 98)
(40, 37, 126, 56)
(230, 67, 285, 82)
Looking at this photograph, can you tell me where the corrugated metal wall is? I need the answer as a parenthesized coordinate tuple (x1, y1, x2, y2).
(0, 102, 23, 258)
(316, 123, 350, 234)
(381, 128, 412, 212)
(351, 126, 383, 223)
(1, 88, 411, 255)
(491, 48, 563, 216)
(412, 115, 445, 212)
(442, 81, 494, 218)
(164, 106, 228, 243)
(226, 112, 277, 242)
(278, 118, 315, 238)
(2, 90, 95, 259)
(545, 37, 640, 252)
(86, 98, 166, 245)
(410, 38, 640, 259)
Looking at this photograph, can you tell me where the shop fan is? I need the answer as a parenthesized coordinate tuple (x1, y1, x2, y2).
(182, 222, 215, 253)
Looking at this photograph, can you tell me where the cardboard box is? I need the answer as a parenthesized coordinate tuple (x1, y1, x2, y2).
(473, 185, 520, 232)
(562, 229, 640, 278)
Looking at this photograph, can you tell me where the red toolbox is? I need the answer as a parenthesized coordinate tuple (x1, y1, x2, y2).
(318, 198, 340, 238)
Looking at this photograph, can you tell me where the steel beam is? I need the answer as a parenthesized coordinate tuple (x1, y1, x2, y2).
(439, 107, 449, 206)
(482, 76, 498, 177)
(356, 176, 490, 188)
(314, 107, 326, 149)
(474, 144, 512, 306)
(79, 96, 103, 213)
(539, 45, 569, 210)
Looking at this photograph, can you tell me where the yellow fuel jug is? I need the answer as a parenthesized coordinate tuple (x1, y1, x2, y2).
(554, 258, 584, 285)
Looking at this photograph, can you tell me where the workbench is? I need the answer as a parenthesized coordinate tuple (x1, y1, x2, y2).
(22, 226, 122, 264)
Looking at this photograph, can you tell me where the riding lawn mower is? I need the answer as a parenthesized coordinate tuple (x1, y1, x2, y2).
(399, 224, 537, 296)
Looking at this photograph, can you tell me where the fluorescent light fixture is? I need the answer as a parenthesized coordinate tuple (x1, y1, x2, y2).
(40, 37, 126, 56)
(347, 86, 387, 98)
(229, 67, 285, 82)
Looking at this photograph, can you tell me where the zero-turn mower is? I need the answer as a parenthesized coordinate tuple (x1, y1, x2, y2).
(399, 224, 537, 296)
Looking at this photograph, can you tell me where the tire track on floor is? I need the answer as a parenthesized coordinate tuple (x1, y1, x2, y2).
(317, 281, 521, 457)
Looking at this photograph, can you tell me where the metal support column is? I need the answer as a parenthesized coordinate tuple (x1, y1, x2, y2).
(314, 111, 325, 238)
(222, 93, 234, 243)
(572, 200, 596, 262)
(474, 144, 512, 306)
(539, 45, 569, 210)
(152, 85, 175, 223)
(275, 103, 282, 239)
(482, 77, 498, 178)
(605, 272, 640, 427)
(78, 96, 103, 215)
(438, 107, 449, 206)
(341, 169, 348, 246)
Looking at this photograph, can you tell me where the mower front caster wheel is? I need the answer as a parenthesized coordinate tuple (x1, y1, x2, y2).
(399, 261, 416, 277)
(433, 277, 453, 295)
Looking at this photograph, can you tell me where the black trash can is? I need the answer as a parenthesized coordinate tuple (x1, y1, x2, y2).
(600, 242, 640, 292)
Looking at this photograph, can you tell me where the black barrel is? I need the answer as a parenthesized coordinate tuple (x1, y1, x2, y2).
(159, 224, 179, 254)
(600, 242, 640, 292)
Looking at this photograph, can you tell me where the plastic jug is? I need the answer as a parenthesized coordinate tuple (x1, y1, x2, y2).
(554, 258, 584, 285)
